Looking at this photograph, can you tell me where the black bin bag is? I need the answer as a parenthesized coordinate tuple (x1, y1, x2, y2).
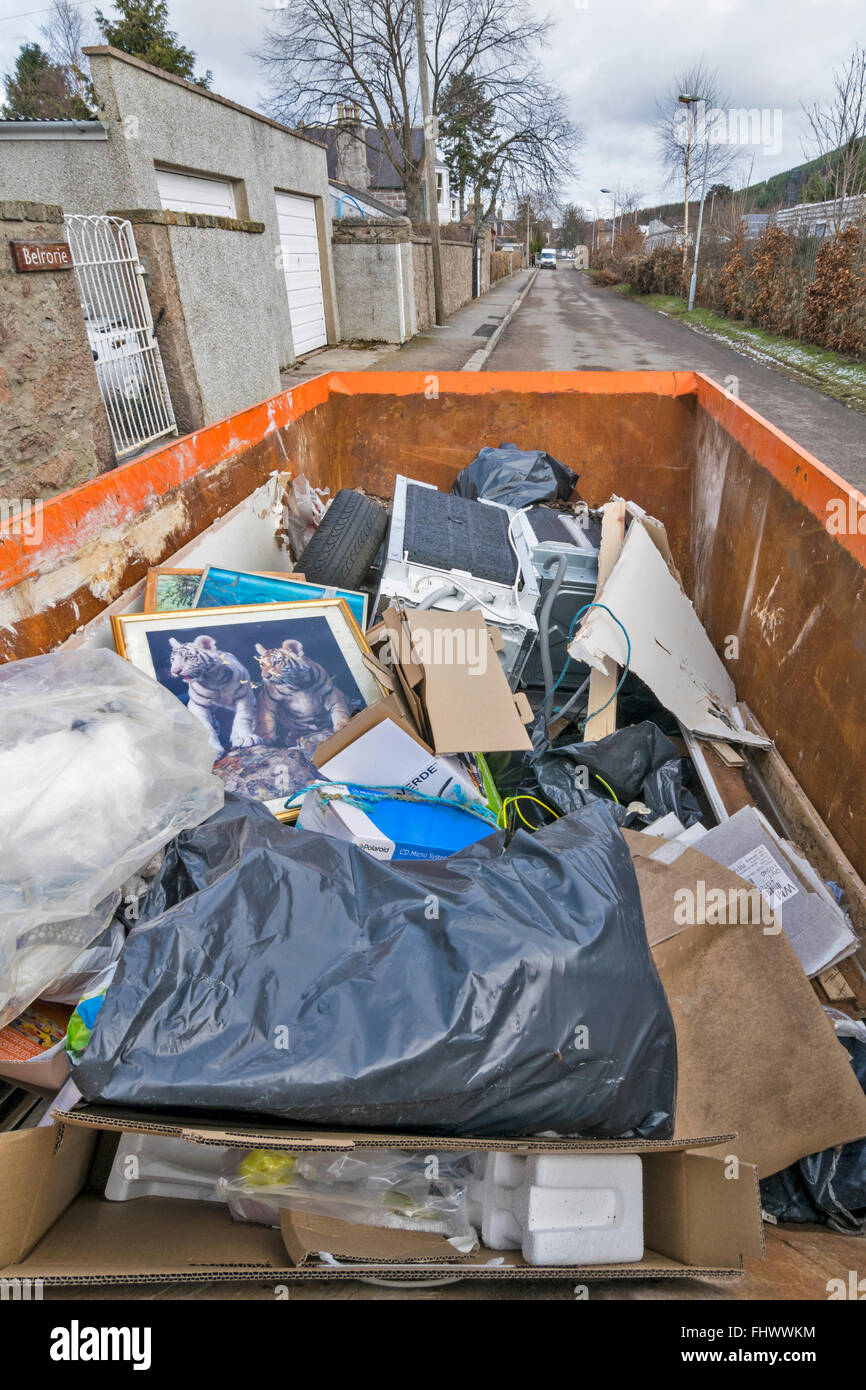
(760, 1014, 866, 1233)
(450, 441, 577, 507)
(75, 796, 677, 1138)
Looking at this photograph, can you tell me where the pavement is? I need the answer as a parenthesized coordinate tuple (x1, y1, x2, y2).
(282, 261, 865, 489)
(485, 267, 866, 491)
(280, 269, 535, 388)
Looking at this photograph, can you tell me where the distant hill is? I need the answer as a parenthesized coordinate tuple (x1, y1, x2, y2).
(636, 145, 863, 224)
(741, 151, 839, 210)
(634, 199, 700, 226)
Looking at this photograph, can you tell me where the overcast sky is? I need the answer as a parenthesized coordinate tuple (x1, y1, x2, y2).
(1, 0, 863, 214)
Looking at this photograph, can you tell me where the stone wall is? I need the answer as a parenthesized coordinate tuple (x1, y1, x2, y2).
(491, 247, 524, 281)
(411, 236, 474, 330)
(0, 201, 112, 500)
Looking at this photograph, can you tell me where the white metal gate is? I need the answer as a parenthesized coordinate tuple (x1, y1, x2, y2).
(64, 214, 176, 458)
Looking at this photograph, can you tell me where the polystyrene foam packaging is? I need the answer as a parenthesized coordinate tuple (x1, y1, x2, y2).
(105, 1132, 229, 1203)
(467, 1152, 643, 1266)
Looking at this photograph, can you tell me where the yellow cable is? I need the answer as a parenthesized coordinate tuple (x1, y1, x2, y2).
(593, 774, 620, 804)
(500, 794, 561, 830)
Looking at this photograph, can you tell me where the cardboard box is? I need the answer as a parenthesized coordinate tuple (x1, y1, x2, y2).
(313, 707, 484, 806)
(313, 693, 432, 761)
(0, 999, 72, 1091)
(297, 788, 492, 861)
(367, 606, 533, 755)
(0, 1109, 763, 1284)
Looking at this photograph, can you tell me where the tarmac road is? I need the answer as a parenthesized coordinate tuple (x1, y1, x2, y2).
(484, 266, 866, 492)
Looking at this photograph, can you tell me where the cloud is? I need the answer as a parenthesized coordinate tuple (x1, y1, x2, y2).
(1, 0, 862, 214)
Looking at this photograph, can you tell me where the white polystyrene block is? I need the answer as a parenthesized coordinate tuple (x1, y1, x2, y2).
(104, 1132, 229, 1203)
(479, 1150, 525, 1250)
(473, 1151, 643, 1266)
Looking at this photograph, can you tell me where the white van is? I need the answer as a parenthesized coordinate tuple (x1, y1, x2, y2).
(539, 248, 557, 271)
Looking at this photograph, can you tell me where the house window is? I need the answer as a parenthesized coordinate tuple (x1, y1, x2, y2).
(436, 171, 444, 202)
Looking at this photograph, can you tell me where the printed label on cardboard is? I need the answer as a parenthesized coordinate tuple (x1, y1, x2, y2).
(729, 844, 799, 908)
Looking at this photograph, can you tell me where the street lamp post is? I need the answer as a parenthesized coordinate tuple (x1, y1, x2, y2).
(414, 0, 444, 325)
(678, 93, 699, 270)
(601, 188, 616, 252)
(688, 131, 711, 312)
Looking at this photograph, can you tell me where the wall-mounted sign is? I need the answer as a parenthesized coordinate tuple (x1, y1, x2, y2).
(9, 240, 74, 273)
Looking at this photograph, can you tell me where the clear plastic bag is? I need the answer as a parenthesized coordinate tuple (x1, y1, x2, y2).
(279, 474, 329, 562)
(219, 1147, 475, 1239)
(0, 647, 224, 1028)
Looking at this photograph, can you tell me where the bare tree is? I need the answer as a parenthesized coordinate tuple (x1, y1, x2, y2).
(256, 0, 579, 226)
(458, 88, 580, 246)
(656, 59, 744, 265)
(803, 43, 866, 230)
(40, 0, 94, 109)
(615, 184, 644, 224)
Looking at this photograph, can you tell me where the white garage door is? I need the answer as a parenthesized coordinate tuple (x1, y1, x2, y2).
(275, 191, 328, 356)
(156, 168, 236, 218)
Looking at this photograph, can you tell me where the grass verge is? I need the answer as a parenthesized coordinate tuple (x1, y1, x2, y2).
(616, 288, 866, 411)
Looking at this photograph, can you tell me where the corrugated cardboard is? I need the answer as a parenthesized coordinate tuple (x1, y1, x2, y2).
(0, 1123, 95, 1268)
(280, 1210, 474, 1266)
(313, 694, 433, 763)
(0, 1118, 762, 1283)
(625, 832, 866, 1175)
(368, 606, 532, 755)
(50, 1104, 736, 1152)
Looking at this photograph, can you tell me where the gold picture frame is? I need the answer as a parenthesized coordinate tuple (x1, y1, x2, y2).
(113, 599, 382, 821)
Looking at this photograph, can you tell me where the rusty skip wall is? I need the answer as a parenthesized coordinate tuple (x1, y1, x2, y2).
(0, 202, 113, 501)
(2, 371, 864, 881)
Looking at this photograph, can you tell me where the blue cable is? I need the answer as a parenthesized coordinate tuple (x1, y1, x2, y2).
(285, 780, 500, 826)
(548, 603, 632, 730)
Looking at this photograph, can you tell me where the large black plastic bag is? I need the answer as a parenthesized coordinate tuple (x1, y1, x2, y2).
(526, 720, 703, 829)
(760, 1013, 866, 1233)
(451, 442, 577, 506)
(75, 796, 676, 1139)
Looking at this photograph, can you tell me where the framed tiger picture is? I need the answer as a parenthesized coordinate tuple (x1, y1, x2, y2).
(112, 599, 383, 819)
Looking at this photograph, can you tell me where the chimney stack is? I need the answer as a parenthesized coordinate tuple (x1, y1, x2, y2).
(335, 99, 370, 190)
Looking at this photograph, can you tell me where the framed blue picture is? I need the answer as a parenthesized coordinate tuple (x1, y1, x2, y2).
(194, 567, 368, 629)
(112, 598, 381, 820)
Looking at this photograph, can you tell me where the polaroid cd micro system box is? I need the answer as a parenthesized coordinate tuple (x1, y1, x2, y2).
(297, 787, 491, 861)
(0, 1107, 764, 1286)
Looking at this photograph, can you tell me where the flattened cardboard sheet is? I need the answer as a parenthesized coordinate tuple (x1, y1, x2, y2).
(631, 835, 866, 1175)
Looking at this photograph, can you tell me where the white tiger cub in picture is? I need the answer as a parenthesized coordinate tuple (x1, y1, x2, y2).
(169, 634, 261, 757)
